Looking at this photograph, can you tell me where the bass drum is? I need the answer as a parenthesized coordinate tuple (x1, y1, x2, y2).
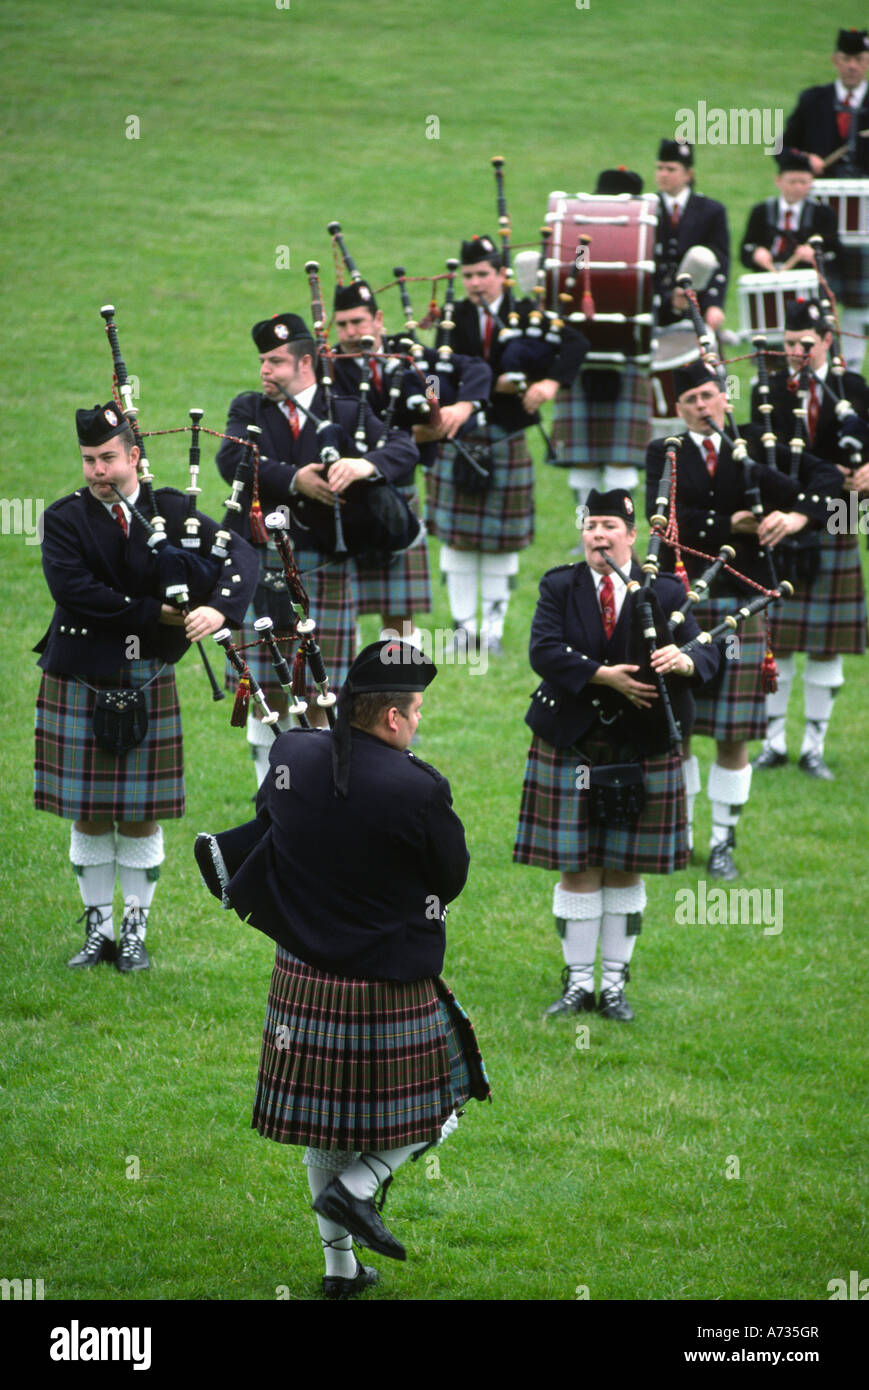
(545, 191, 659, 360)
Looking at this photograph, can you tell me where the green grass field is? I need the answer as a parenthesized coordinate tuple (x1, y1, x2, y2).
(1, 0, 866, 1316)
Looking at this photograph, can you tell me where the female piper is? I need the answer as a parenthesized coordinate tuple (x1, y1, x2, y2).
(512, 489, 721, 1021)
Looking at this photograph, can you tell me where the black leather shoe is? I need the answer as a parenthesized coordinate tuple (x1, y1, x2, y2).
(752, 746, 788, 771)
(116, 914, 151, 973)
(313, 1178, 407, 1261)
(322, 1259, 380, 1300)
(707, 830, 738, 881)
(597, 985, 635, 1021)
(67, 909, 116, 969)
(798, 751, 834, 781)
(544, 966, 595, 1018)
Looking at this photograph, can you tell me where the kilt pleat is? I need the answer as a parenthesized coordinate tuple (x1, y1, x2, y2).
(353, 487, 432, 615)
(691, 598, 766, 741)
(34, 659, 184, 820)
(424, 426, 534, 552)
(225, 546, 357, 705)
(252, 948, 489, 1150)
(769, 531, 868, 658)
(551, 365, 652, 469)
(513, 733, 688, 874)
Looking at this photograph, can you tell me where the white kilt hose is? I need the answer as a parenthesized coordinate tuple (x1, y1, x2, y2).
(34, 659, 184, 821)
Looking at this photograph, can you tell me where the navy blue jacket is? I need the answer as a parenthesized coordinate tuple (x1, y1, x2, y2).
(215, 387, 419, 542)
(783, 84, 869, 176)
(35, 487, 257, 678)
(524, 560, 721, 754)
(655, 191, 730, 325)
(218, 727, 469, 981)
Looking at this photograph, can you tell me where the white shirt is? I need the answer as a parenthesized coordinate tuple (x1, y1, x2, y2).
(835, 79, 867, 110)
(278, 383, 317, 426)
(662, 189, 691, 220)
(689, 429, 722, 457)
(99, 483, 141, 526)
(590, 563, 628, 625)
(778, 198, 805, 227)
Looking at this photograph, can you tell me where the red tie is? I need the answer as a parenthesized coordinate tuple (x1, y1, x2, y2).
(599, 573, 616, 639)
(703, 438, 717, 477)
(837, 94, 852, 142)
(287, 402, 300, 439)
(808, 379, 820, 443)
(482, 314, 494, 359)
(783, 209, 794, 231)
(111, 503, 129, 537)
(670, 202, 681, 229)
(369, 357, 382, 392)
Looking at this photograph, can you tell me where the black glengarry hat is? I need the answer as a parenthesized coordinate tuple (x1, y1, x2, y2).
(584, 488, 636, 524)
(658, 138, 694, 167)
(76, 402, 130, 446)
(332, 639, 437, 796)
(836, 27, 869, 54)
(674, 360, 721, 398)
(460, 235, 500, 266)
(595, 167, 644, 195)
(251, 313, 312, 352)
(333, 280, 378, 312)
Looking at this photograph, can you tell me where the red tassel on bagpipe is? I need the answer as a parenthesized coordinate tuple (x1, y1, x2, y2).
(248, 500, 269, 545)
(674, 558, 691, 594)
(291, 648, 308, 698)
(231, 673, 251, 727)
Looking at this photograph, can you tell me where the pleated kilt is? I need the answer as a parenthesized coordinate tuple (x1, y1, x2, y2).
(513, 732, 688, 874)
(252, 947, 491, 1150)
(425, 426, 534, 553)
(691, 598, 766, 741)
(550, 365, 652, 469)
(770, 530, 868, 658)
(353, 485, 432, 616)
(34, 658, 184, 820)
(225, 545, 357, 706)
(839, 244, 869, 308)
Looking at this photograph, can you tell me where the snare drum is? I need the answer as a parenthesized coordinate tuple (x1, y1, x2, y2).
(811, 179, 869, 246)
(545, 192, 658, 360)
(650, 323, 700, 423)
(737, 269, 820, 338)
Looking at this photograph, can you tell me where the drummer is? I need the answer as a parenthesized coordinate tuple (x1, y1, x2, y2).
(740, 150, 842, 278)
(550, 168, 653, 522)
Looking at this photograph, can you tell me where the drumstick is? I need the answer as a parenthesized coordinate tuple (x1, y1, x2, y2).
(821, 130, 869, 169)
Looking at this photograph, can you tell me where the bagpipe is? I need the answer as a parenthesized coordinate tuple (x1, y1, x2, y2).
(99, 305, 231, 700)
(269, 257, 421, 562)
(641, 284, 798, 695)
(212, 508, 337, 737)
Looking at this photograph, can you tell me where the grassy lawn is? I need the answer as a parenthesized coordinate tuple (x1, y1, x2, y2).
(0, 0, 865, 1315)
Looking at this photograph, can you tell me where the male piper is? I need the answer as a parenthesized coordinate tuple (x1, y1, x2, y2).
(195, 640, 489, 1298)
(751, 298, 868, 778)
(216, 312, 418, 784)
(783, 26, 869, 367)
(426, 235, 584, 654)
(330, 277, 490, 646)
(34, 403, 256, 970)
(644, 363, 838, 878)
(654, 139, 730, 336)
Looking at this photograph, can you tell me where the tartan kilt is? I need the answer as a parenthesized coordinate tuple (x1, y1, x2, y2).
(34, 658, 184, 821)
(225, 546, 357, 706)
(252, 947, 490, 1150)
(424, 426, 534, 553)
(550, 364, 652, 469)
(769, 531, 868, 658)
(512, 732, 688, 874)
(838, 245, 869, 308)
(691, 599, 766, 741)
(353, 485, 432, 616)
